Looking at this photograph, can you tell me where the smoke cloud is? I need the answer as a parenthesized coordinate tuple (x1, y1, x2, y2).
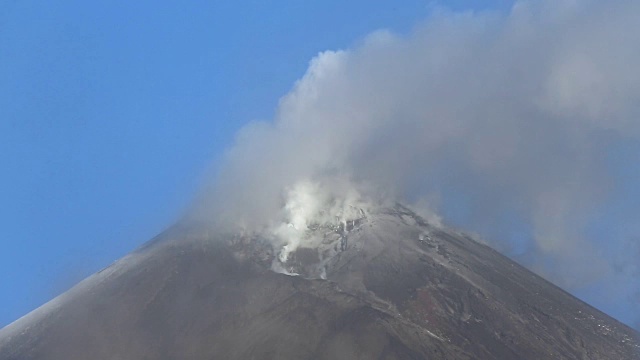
(195, 0, 640, 328)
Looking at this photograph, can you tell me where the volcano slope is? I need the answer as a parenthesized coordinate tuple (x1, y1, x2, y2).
(0, 205, 638, 359)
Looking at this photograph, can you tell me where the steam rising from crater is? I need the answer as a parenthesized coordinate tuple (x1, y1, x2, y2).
(195, 0, 640, 328)
(270, 180, 369, 263)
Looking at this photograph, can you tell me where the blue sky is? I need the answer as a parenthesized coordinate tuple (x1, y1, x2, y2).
(0, 0, 512, 329)
(4, 0, 638, 332)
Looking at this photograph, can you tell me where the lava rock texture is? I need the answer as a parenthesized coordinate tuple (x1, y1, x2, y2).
(1, 205, 638, 359)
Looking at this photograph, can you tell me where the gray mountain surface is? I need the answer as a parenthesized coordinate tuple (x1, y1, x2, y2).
(1, 205, 638, 359)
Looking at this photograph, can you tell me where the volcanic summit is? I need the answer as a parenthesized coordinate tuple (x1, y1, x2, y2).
(0, 202, 637, 359)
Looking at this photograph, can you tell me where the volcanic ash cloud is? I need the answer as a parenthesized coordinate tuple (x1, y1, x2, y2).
(197, 0, 640, 328)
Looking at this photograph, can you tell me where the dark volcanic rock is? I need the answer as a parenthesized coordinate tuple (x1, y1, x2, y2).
(1, 205, 638, 359)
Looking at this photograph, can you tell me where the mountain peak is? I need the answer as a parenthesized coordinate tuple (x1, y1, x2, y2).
(1, 203, 638, 359)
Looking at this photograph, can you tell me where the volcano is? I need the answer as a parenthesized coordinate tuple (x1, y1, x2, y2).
(0, 204, 638, 359)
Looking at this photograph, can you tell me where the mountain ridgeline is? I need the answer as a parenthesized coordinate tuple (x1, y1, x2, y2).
(0, 204, 638, 359)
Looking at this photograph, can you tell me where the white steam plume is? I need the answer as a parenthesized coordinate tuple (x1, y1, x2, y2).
(195, 0, 640, 328)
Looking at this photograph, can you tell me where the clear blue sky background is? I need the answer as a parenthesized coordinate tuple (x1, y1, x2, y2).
(10, 0, 636, 331)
